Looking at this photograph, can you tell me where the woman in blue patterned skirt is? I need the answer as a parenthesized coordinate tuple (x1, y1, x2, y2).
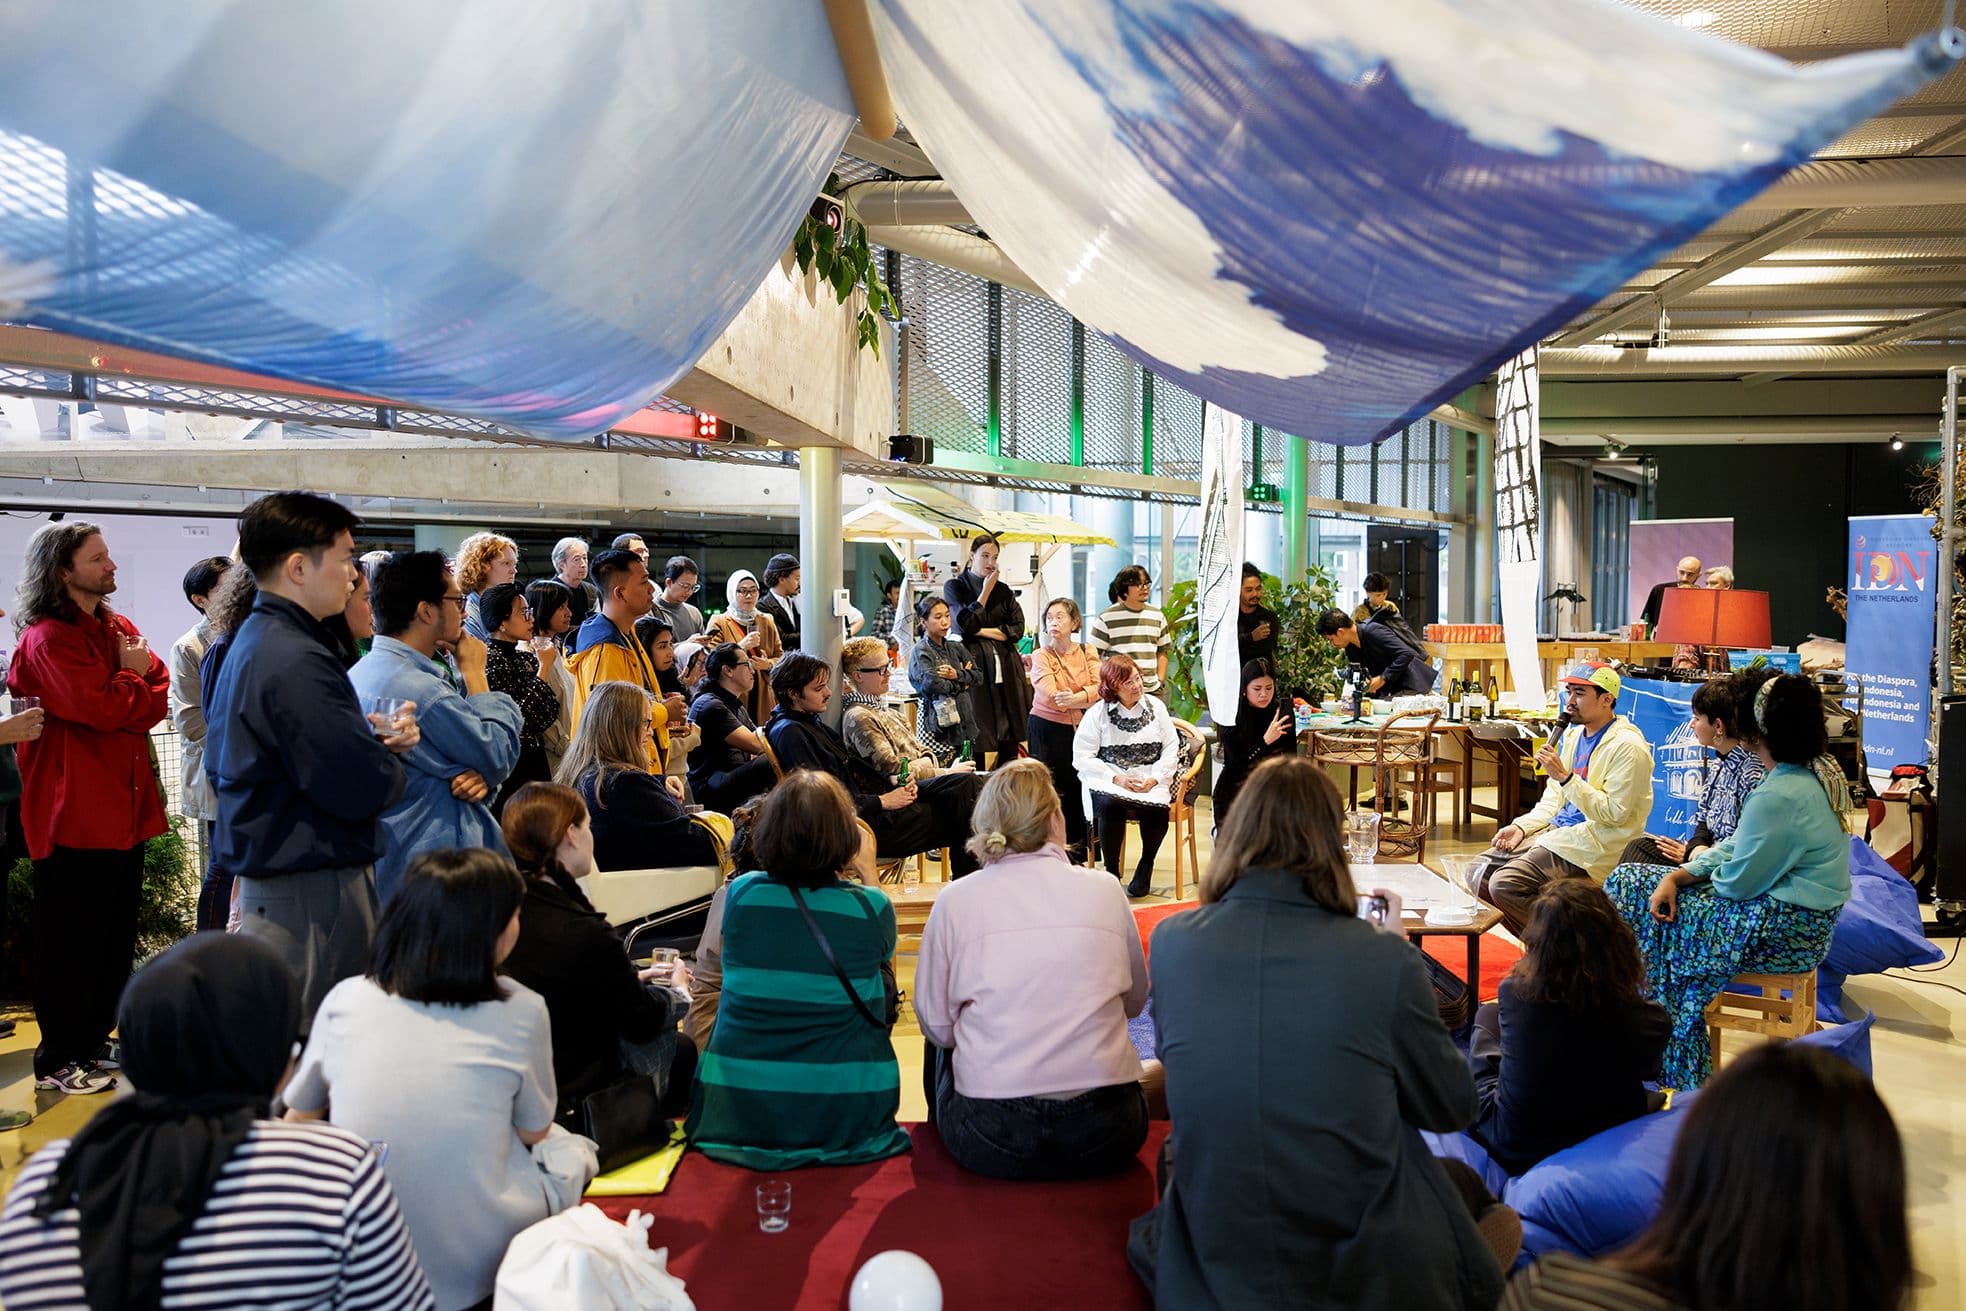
(1605, 674, 1850, 1089)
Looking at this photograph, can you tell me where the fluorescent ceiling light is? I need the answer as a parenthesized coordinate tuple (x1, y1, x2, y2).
(1676, 9, 1719, 28)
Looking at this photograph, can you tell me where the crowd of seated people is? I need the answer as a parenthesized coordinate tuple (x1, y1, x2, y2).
(0, 504, 1916, 1311)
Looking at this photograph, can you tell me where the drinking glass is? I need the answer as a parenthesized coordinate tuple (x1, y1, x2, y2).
(362, 696, 412, 736)
(7, 695, 40, 715)
(756, 1179, 791, 1233)
(1344, 811, 1381, 865)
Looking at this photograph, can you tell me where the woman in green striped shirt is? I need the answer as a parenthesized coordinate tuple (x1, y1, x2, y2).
(686, 770, 911, 1169)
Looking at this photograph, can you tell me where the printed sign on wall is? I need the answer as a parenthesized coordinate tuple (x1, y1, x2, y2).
(1846, 515, 1938, 773)
(1619, 675, 1701, 841)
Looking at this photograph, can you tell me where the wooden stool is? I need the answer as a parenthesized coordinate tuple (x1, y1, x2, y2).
(1416, 758, 1466, 836)
(1704, 971, 1818, 1067)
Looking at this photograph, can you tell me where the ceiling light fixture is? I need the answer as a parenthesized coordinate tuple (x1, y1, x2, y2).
(1890, 433, 1905, 451)
(1676, 10, 1719, 29)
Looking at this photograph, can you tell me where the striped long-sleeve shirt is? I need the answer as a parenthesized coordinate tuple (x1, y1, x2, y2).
(0, 1120, 435, 1311)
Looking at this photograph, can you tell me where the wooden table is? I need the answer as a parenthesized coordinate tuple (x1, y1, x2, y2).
(1357, 861, 1505, 991)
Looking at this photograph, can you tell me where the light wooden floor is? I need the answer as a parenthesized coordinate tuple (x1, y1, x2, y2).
(4, 789, 1960, 1305)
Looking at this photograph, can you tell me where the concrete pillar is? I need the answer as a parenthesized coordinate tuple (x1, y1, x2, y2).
(799, 444, 845, 723)
(1087, 496, 1136, 613)
(414, 524, 475, 559)
(1244, 508, 1283, 578)
(1282, 434, 1309, 582)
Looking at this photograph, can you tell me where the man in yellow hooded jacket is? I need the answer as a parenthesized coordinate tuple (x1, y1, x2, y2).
(566, 548, 685, 769)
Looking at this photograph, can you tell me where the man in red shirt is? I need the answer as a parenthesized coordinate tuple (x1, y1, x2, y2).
(7, 522, 169, 1095)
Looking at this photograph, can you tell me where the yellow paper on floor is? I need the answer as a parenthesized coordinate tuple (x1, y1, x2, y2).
(583, 1124, 689, 1197)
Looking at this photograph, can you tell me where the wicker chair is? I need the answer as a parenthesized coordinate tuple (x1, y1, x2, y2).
(1305, 710, 1440, 861)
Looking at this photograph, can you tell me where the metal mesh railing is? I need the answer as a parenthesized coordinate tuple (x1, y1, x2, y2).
(1081, 331, 1140, 470)
(1150, 376, 1205, 478)
(897, 253, 991, 455)
(1001, 286, 1072, 463)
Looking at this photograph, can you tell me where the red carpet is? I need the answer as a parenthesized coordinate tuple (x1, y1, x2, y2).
(1132, 900, 1520, 1002)
(592, 1122, 1163, 1309)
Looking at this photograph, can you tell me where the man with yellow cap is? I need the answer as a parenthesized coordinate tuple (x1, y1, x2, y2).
(1472, 662, 1654, 934)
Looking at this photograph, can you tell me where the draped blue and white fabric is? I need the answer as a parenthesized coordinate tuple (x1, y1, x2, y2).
(0, 1, 855, 438)
(869, 0, 1955, 446)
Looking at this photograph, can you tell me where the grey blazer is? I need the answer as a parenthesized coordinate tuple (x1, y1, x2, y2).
(1129, 866, 1504, 1310)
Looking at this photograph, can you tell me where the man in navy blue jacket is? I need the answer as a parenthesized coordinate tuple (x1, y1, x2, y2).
(205, 492, 416, 1022)
(1316, 608, 1438, 696)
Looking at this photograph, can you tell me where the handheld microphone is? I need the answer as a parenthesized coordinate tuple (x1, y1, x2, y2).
(1546, 708, 1574, 748)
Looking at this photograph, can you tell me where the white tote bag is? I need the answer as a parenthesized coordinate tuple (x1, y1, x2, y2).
(495, 1204, 694, 1311)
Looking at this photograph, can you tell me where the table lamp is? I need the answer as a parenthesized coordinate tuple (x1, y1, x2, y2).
(1653, 588, 1771, 650)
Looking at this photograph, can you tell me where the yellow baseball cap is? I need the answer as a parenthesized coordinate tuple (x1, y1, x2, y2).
(1560, 660, 1621, 698)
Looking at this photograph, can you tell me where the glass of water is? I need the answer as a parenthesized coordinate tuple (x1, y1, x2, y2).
(1344, 811, 1382, 865)
(756, 1179, 791, 1233)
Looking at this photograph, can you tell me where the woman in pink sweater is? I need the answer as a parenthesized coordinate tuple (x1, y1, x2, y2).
(914, 759, 1160, 1180)
(1027, 598, 1098, 864)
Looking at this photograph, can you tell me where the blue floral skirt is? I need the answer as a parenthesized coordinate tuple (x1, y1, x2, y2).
(1605, 863, 1840, 1089)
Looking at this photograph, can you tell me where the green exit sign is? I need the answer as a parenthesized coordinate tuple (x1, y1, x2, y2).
(1247, 482, 1281, 503)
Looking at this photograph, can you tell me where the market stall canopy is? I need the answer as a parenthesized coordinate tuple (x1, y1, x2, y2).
(843, 483, 1116, 547)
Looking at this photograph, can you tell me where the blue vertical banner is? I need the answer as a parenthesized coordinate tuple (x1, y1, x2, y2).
(1618, 676, 1702, 840)
(1847, 515, 1939, 772)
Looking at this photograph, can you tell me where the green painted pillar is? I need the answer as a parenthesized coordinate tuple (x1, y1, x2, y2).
(1069, 319, 1086, 467)
(986, 283, 1003, 458)
(1283, 434, 1309, 581)
(1140, 370, 1155, 475)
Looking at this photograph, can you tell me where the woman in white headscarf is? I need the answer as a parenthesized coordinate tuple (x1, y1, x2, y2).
(705, 569, 783, 725)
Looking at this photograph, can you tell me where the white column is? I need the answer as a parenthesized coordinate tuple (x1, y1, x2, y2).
(799, 444, 845, 723)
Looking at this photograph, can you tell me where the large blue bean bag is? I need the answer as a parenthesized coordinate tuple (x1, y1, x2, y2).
(1432, 1008, 1876, 1267)
(1820, 838, 1941, 1021)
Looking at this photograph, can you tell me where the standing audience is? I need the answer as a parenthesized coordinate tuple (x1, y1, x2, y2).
(9, 521, 171, 1095)
(479, 582, 560, 812)
(206, 494, 411, 1022)
(456, 532, 518, 641)
(706, 569, 783, 724)
(317, 555, 375, 668)
(686, 771, 912, 1169)
(1503, 1043, 1909, 1311)
(1208, 658, 1294, 832)
(555, 682, 720, 871)
(169, 555, 232, 931)
(0, 934, 435, 1311)
(908, 596, 981, 762)
(611, 533, 650, 567)
(1606, 673, 1851, 1089)
(285, 848, 586, 1311)
(498, 783, 695, 1128)
(758, 553, 803, 652)
(872, 577, 906, 651)
(943, 533, 1031, 767)
(351, 551, 523, 902)
(766, 652, 984, 876)
(1466, 880, 1669, 1174)
(1639, 555, 1702, 636)
(916, 760, 1156, 1180)
(1087, 565, 1171, 696)
(523, 580, 579, 772)
(1073, 654, 1181, 897)
(1236, 563, 1277, 668)
(1028, 597, 1097, 861)
(631, 614, 697, 785)
(568, 549, 667, 757)
(1317, 607, 1437, 696)
(1129, 755, 1511, 1310)
(650, 555, 705, 643)
(541, 537, 599, 635)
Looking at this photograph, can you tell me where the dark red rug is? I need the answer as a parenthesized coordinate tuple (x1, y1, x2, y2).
(591, 1121, 1164, 1309)
(1132, 900, 1520, 1001)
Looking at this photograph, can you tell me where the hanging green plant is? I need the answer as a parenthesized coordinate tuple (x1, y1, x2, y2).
(792, 173, 896, 357)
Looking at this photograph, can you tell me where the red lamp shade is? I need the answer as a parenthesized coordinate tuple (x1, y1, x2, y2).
(1654, 587, 1771, 648)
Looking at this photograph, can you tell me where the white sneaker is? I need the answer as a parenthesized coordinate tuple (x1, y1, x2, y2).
(33, 1062, 118, 1095)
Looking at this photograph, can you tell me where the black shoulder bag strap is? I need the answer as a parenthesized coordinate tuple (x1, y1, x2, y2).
(788, 885, 887, 1029)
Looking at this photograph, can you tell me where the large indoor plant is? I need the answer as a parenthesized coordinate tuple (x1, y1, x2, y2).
(1166, 565, 1344, 725)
